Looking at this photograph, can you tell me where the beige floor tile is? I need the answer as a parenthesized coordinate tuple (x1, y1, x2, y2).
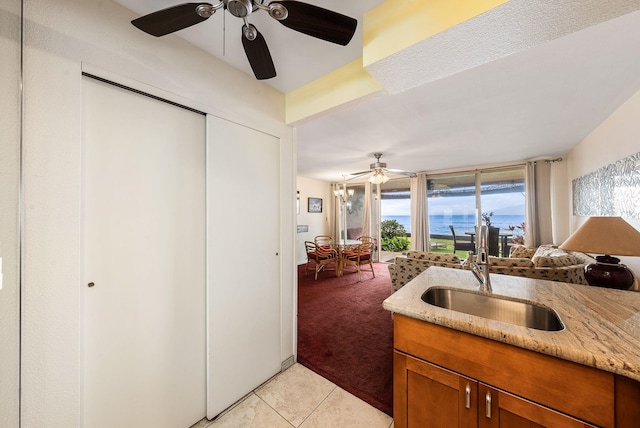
(255, 363, 336, 427)
(207, 393, 293, 428)
(189, 418, 213, 428)
(299, 387, 393, 428)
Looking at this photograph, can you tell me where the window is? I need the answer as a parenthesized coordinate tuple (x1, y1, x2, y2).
(427, 166, 525, 256)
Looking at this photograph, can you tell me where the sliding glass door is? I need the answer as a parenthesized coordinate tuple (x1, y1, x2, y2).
(480, 168, 526, 255)
(380, 178, 411, 260)
(427, 166, 525, 257)
(427, 174, 477, 257)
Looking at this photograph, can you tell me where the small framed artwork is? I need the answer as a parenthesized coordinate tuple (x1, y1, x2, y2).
(308, 197, 323, 213)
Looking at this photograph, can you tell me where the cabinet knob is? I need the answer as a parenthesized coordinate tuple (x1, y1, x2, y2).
(88, 282, 95, 288)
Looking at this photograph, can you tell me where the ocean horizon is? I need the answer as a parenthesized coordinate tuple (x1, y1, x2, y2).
(382, 214, 525, 235)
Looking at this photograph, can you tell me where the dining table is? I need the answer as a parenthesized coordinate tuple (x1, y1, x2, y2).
(334, 239, 361, 276)
(465, 230, 512, 257)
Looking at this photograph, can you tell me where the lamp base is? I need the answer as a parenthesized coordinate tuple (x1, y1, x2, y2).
(584, 255, 634, 290)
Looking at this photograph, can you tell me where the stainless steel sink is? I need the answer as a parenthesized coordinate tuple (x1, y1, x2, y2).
(421, 287, 564, 331)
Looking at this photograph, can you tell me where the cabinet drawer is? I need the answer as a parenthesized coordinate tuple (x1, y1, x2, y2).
(394, 315, 614, 428)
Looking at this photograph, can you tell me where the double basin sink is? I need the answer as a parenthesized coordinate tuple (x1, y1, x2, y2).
(422, 287, 564, 332)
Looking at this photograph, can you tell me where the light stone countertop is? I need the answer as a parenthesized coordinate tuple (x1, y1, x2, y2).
(383, 266, 640, 381)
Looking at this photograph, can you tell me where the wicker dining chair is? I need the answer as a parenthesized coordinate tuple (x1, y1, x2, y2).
(305, 240, 338, 280)
(342, 241, 375, 281)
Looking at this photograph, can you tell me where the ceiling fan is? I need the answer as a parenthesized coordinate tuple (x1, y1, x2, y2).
(131, 1, 357, 80)
(350, 153, 417, 184)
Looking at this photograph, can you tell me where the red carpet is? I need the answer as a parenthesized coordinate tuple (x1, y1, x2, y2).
(297, 262, 394, 416)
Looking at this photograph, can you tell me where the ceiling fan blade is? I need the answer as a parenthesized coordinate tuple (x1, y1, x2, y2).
(388, 169, 417, 177)
(132, 3, 212, 37)
(242, 25, 277, 80)
(349, 170, 372, 176)
(269, 1, 357, 46)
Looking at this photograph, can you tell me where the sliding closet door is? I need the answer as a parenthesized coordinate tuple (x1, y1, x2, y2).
(207, 116, 281, 418)
(82, 76, 206, 428)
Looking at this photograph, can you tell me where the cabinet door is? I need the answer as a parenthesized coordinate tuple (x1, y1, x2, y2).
(395, 351, 477, 428)
(478, 384, 598, 428)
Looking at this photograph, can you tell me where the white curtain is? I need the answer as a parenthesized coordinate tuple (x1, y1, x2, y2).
(525, 161, 553, 247)
(410, 173, 430, 251)
(362, 181, 372, 238)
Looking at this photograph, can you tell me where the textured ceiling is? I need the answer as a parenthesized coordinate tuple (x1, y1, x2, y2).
(297, 7, 640, 182)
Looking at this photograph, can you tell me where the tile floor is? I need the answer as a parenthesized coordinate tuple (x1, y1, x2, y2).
(192, 363, 394, 428)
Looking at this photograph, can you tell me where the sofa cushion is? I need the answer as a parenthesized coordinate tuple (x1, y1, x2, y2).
(509, 246, 537, 259)
(533, 254, 580, 267)
(406, 251, 461, 264)
(488, 257, 535, 268)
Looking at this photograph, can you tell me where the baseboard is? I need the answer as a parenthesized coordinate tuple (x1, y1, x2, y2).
(281, 355, 295, 371)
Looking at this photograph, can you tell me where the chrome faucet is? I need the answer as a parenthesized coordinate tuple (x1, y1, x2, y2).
(469, 224, 492, 292)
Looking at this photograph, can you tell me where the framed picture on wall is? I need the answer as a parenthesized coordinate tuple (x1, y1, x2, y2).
(308, 197, 323, 213)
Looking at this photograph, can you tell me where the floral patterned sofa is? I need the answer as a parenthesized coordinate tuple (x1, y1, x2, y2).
(388, 246, 597, 293)
(388, 252, 463, 293)
(483, 245, 595, 285)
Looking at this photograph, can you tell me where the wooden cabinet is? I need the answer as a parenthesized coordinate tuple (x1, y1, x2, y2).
(398, 352, 477, 428)
(393, 314, 640, 428)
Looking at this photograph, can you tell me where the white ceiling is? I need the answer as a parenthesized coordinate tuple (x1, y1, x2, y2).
(114, 1, 640, 183)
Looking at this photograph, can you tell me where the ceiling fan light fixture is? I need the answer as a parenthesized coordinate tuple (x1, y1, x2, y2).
(226, 0, 252, 17)
(369, 171, 389, 184)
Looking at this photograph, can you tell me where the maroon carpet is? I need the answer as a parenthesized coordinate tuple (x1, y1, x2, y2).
(297, 262, 394, 416)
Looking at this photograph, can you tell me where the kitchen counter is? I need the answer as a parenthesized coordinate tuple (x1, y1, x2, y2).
(383, 266, 640, 382)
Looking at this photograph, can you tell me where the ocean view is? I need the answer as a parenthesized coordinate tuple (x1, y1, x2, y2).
(382, 214, 525, 235)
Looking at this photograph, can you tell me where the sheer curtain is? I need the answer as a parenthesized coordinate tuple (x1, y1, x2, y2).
(410, 173, 430, 251)
(525, 161, 553, 247)
(362, 181, 372, 238)
(331, 183, 341, 240)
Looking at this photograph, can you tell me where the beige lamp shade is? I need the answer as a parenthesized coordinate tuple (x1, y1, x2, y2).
(559, 217, 640, 256)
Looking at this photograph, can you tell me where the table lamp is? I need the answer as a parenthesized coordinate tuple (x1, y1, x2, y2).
(559, 217, 640, 290)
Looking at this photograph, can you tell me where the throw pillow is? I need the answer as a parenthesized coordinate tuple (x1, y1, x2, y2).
(533, 254, 580, 267)
(509, 246, 537, 259)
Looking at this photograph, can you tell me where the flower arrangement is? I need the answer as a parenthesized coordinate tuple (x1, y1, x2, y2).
(481, 211, 494, 227)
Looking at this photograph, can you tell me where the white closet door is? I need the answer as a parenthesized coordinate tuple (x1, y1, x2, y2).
(207, 116, 281, 418)
(82, 76, 206, 428)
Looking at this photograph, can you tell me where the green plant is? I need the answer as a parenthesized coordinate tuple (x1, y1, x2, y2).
(381, 236, 411, 252)
(381, 219, 407, 239)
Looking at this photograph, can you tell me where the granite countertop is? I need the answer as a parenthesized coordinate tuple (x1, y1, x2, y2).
(383, 266, 640, 381)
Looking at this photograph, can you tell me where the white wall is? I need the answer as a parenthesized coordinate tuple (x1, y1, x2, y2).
(21, 1, 295, 426)
(566, 88, 640, 277)
(296, 177, 333, 264)
(0, 1, 21, 427)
